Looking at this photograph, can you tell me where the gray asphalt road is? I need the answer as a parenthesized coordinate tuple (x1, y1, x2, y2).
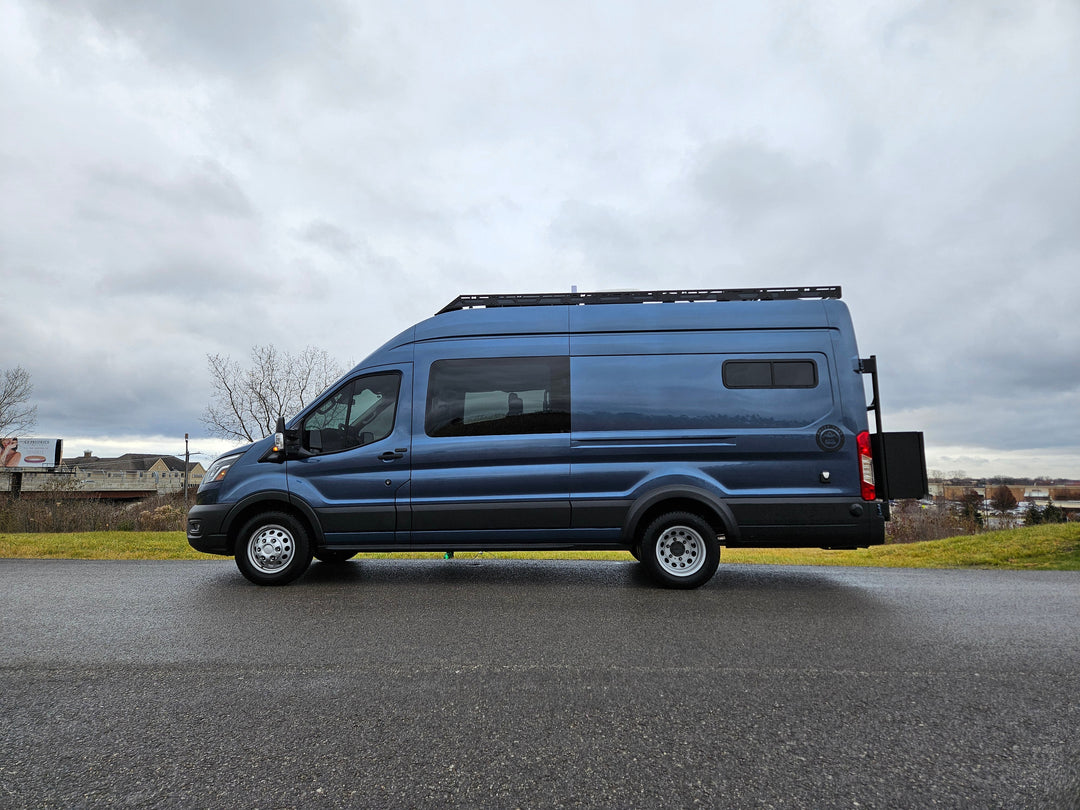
(1, 558, 1078, 809)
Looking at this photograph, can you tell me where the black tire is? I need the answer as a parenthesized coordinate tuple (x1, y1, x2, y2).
(314, 550, 358, 564)
(234, 512, 313, 585)
(638, 511, 720, 589)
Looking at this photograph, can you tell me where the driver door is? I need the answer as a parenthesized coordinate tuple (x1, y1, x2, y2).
(285, 366, 412, 546)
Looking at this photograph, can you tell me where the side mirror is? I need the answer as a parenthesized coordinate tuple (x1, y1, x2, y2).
(273, 416, 287, 455)
(261, 416, 297, 463)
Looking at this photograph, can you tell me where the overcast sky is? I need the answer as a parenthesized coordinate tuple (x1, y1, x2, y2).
(2, 0, 1078, 478)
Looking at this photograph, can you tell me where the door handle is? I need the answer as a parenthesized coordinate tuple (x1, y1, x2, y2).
(378, 449, 407, 462)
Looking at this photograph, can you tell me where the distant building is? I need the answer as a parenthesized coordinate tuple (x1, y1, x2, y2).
(0, 451, 206, 499)
(928, 482, 1080, 517)
(63, 452, 205, 496)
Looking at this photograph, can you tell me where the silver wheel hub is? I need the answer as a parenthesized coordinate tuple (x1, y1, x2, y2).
(656, 525, 706, 577)
(247, 525, 294, 574)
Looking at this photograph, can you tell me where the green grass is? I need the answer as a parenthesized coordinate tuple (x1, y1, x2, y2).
(2, 524, 1079, 569)
(715, 522, 1080, 570)
(0, 531, 207, 560)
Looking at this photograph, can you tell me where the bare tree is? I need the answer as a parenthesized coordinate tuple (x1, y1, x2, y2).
(0, 365, 38, 438)
(957, 489, 984, 530)
(202, 345, 346, 443)
(989, 484, 1018, 514)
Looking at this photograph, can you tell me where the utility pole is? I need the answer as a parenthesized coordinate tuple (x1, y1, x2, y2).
(184, 433, 190, 505)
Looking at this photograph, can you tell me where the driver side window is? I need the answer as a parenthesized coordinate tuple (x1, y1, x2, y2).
(301, 372, 401, 454)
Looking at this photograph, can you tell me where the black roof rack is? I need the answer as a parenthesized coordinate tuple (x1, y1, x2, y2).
(438, 286, 842, 314)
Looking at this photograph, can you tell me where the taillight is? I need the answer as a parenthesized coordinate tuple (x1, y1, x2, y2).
(857, 431, 876, 501)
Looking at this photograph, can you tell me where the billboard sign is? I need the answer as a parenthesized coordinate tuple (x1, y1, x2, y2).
(1, 438, 63, 470)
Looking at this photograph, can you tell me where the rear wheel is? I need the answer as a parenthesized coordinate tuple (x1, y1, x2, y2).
(638, 511, 720, 589)
(234, 512, 313, 585)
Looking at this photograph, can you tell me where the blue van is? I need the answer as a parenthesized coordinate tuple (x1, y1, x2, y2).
(187, 287, 927, 588)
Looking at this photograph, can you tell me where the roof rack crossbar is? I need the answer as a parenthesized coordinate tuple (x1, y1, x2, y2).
(438, 286, 841, 314)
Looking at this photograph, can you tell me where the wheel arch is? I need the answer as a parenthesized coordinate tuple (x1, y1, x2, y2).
(623, 484, 739, 546)
(224, 493, 323, 554)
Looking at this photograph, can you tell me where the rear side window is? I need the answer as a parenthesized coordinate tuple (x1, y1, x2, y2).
(426, 357, 571, 437)
(723, 360, 817, 389)
(573, 354, 831, 431)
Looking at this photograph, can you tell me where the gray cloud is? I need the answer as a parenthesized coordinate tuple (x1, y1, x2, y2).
(300, 220, 359, 258)
(33, 0, 353, 82)
(86, 160, 255, 221)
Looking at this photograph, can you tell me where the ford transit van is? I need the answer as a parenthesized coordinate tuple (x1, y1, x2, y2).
(187, 287, 927, 588)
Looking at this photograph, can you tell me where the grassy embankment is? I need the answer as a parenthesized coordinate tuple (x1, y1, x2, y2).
(1, 523, 1079, 569)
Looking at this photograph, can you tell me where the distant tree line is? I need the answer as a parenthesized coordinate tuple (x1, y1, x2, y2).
(929, 471, 1079, 487)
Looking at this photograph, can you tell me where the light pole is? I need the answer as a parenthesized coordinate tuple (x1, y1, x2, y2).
(184, 434, 189, 505)
(176, 435, 209, 507)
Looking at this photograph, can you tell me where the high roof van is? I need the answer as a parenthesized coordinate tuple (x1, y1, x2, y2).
(187, 287, 927, 588)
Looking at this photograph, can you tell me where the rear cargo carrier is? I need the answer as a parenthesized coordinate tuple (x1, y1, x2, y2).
(860, 356, 929, 512)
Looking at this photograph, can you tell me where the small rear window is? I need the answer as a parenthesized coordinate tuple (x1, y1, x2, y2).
(723, 360, 818, 389)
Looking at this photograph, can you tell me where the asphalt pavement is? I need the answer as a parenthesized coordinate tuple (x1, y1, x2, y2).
(1, 558, 1078, 809)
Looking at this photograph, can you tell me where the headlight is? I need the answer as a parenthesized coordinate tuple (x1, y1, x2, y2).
(202, 454, 241, 487)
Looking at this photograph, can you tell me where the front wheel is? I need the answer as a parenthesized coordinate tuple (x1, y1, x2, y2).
(638, 511, 720, 589)
(235, 512, 313, 585)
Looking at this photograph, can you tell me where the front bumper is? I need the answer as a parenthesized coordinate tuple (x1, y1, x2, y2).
(186, 503, 233, 555)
